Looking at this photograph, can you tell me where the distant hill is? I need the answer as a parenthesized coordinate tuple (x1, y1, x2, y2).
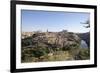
(77, 32, 90, 48)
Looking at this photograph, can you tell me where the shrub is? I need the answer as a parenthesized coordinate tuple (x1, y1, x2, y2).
(22, 37, 32, 47)
(76, 49, 90, 60)
(31, 46, 50, 58)
(62, 43, 80, 51)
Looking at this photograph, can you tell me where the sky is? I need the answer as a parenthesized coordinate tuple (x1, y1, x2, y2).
(21, 10, 90, 33)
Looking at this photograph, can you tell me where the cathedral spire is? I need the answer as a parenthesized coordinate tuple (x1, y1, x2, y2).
(47, 29, 48, 32)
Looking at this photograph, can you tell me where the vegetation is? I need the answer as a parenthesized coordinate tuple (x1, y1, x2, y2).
(75, 49, 90, 60)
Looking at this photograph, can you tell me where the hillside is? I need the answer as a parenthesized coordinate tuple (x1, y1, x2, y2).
(21, 31, 90, 63)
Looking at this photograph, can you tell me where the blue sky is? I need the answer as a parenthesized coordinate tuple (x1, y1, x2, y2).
(21, 10, 90, 33)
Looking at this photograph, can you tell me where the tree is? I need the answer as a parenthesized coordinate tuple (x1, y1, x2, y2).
(81, 20, 90, 28)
